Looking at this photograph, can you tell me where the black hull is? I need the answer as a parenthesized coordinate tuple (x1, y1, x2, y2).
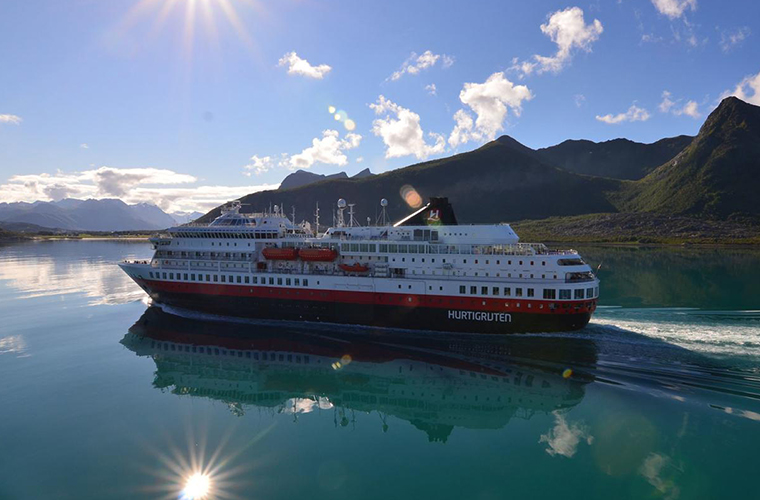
(149, 289, 592, 335)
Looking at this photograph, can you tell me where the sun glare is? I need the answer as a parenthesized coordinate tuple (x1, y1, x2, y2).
(182, 473, 211, 499)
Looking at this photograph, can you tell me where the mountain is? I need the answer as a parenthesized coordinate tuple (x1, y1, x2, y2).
(618, 97, 760, 217)
(279, 170, 349, 190)
(352, 168, 374, 179)
(0, 199, 181, 231)
(536, 135, 693, 180)
(129, 203, 178, 228)
(201, 135, 619, 225)
(170, 211, 205, 224)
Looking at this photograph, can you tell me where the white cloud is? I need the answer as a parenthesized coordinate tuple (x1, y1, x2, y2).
(574, 94, 586, 108)
(651, 0, 696, 19)
(659, 90, 676, 112)
(0, 114, 22, 125)
(278, 51, 332, 79)
(0, 167, 276, 213)
(720, 27, 751, 53)
(355, 156, 364, 163)
(389, 50, 453, 81)
(370, 95, 445, 160)
(539, 411, 594, 458)
(80, 143, 89, 149)
(425, 83, 437, 96)
(448, 72, 533, 147)
(243, 155, 274, 176)
(722, 70, 760, 105)
(513, 7, 603, 77)
(596, 104, 651, 124)
(288, 130, 362, 170)
(660, 91, 701, 118)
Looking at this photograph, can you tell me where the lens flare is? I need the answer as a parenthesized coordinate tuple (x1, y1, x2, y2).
(344, 118, 356, 131)
(400, 185, 423, 209)
(182, 473, 211, 499)
(328, 105, 336, 114)
(562, 368, 573, 379)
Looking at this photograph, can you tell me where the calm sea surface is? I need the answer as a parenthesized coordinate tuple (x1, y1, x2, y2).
(1, 240, 759, 500)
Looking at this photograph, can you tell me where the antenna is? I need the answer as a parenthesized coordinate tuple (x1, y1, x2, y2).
(314, 202, 320, 236)
(347, 203, 360, 227)
(291, 206, 295, 224)
(376, 198, 390, 226)
(336, 199, 346, 227)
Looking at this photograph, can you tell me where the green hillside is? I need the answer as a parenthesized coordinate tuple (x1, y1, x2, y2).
(617, 97, 760, 217)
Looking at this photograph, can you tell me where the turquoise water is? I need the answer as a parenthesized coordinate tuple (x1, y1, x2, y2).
(1, 240, 759, 499)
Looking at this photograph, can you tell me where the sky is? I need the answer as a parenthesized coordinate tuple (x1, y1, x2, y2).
(1, 0, 759, 213)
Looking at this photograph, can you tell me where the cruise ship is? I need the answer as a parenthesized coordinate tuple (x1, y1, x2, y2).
(119, 197, 599, 333)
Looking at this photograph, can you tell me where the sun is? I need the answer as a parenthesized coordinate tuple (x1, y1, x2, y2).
(114, 0, 262, 59)
(182, 472, 211, 499)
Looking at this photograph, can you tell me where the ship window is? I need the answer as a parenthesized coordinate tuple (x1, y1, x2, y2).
(559, 289, 571, 300)
(206, 274, 210, 281)
(527, 288, 534, 297)
(286, 278, 291, 286)
(379, 244, 388, 252)
(463, 259, 467, 264)
(269, 278, 274, 284)
(350, 244, 359, 252)
(360, 244, 368, 252)
(481, 286, 488, 295)
(515, 288, 523, 297)
(409, 245, 418, 254)
(277, 278, 283, 285)
(149, 272, 153, 278)
(253, 277, 257, 284)
(519, 261, 523, 265)
(414, 229, 423, 240)
(459, 286, 466, 294)
(558, 258, 585, 266)
(295, 279, 300, 286)
(184, 273, 188, 280)
(191, 274, 196, 281)
(587, 287, 594, 298)
(493, 287, 499, 296)
(214, 275, 219, 282)
(542, 261, 546, 266)
(543, 289, 556, 299)
(245, 276, 249, 284)
(431, 231, 438, 241)
(303, 279, 308, 286)
(389, 244, 398, 253)
(169, 273, 174, 279)
(237, 276, 242, 283)
(470, 286, 477, 294)
(475, 260, 478, 264)
(221, 275, 226, 283)
(369, 244, 376, 252)
(574, 289, 584, 299)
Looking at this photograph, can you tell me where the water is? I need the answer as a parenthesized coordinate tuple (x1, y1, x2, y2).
(1, 240, 758, 499)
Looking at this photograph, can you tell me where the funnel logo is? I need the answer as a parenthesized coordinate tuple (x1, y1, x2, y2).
(427, 209, 441, 223)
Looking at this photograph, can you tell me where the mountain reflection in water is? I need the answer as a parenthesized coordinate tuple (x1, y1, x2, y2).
(121, 307, 598, 443)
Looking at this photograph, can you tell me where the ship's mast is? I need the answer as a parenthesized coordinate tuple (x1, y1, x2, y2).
(314, 202, 320, 236)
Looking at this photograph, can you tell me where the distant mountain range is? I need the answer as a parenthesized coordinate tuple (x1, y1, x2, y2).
(279, 168, 374, 190)
(0, 199, 202, 232)
(200, 97, 760, 228)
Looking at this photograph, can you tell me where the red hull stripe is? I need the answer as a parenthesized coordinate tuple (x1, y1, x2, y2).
(138, 279, 597, 315)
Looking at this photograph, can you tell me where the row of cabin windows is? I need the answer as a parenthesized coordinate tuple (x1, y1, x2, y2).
(458, 285, 596, 299)
(173, 231, 279, 239)
(149, 271, 308, 287)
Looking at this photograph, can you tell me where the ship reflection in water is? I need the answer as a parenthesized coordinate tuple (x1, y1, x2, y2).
(121, 307, 598, 442)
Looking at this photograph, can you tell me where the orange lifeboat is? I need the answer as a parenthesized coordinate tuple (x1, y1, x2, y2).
(261, 247, 298, 260)
(339, 263, 369, 273)
(299, 248, 338, 262)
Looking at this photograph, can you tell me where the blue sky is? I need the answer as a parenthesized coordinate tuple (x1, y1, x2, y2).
(1, 0, 758, 212)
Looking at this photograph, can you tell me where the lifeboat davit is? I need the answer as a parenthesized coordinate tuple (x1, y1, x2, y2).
(262, 247, 298, 260)
(299, 248, 338, 262)
(339, 263, 369, 273)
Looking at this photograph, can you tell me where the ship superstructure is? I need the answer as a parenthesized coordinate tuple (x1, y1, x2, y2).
(120, 197, 599, 333)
